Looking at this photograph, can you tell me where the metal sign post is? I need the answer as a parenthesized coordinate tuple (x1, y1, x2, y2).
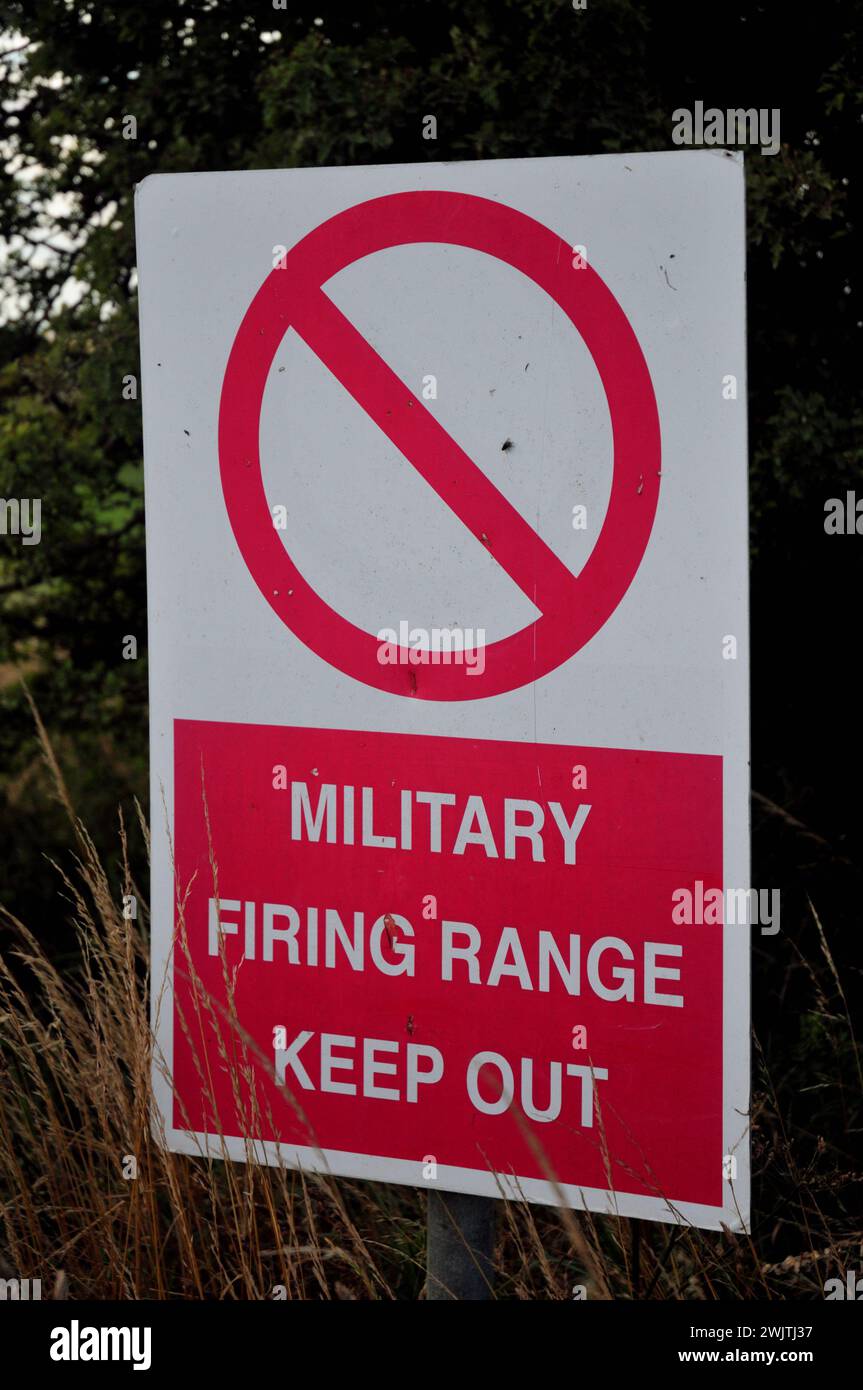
(426, 1192, 498, 1300)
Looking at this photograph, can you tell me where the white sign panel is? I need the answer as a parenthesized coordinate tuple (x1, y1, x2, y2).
(136, 151, 750, 1231)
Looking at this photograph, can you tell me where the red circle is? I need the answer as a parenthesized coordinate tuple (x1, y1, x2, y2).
(218, 190, 660, 701)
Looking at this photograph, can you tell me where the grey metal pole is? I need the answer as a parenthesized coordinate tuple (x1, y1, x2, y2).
(426, 1191, 498, 1300)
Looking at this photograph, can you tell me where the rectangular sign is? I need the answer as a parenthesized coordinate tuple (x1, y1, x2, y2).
(137, 151, 750, 1230)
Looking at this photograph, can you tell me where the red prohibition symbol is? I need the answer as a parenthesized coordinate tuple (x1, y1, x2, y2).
(218, 190, 661, 701)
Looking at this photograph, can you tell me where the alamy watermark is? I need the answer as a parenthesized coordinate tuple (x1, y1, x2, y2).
(824, 1271, 862, 1299)
(0, 497, 41, 545)
(824, 493, 863, 534)
(50, 1320, 151, 1370)
(376, 622, 486, 675)
(672, 882, 780, 935)
(672, 103, 780, 157)
(0, 1276, 41, 1299)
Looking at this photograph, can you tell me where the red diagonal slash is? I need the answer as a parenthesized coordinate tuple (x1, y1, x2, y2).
(219, 189, 661, 700)
(289, 284, 579, 614)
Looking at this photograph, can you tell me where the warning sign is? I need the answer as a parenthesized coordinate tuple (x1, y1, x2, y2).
(137, 152, 750, 1230)
(174, 721, 723, 1209)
